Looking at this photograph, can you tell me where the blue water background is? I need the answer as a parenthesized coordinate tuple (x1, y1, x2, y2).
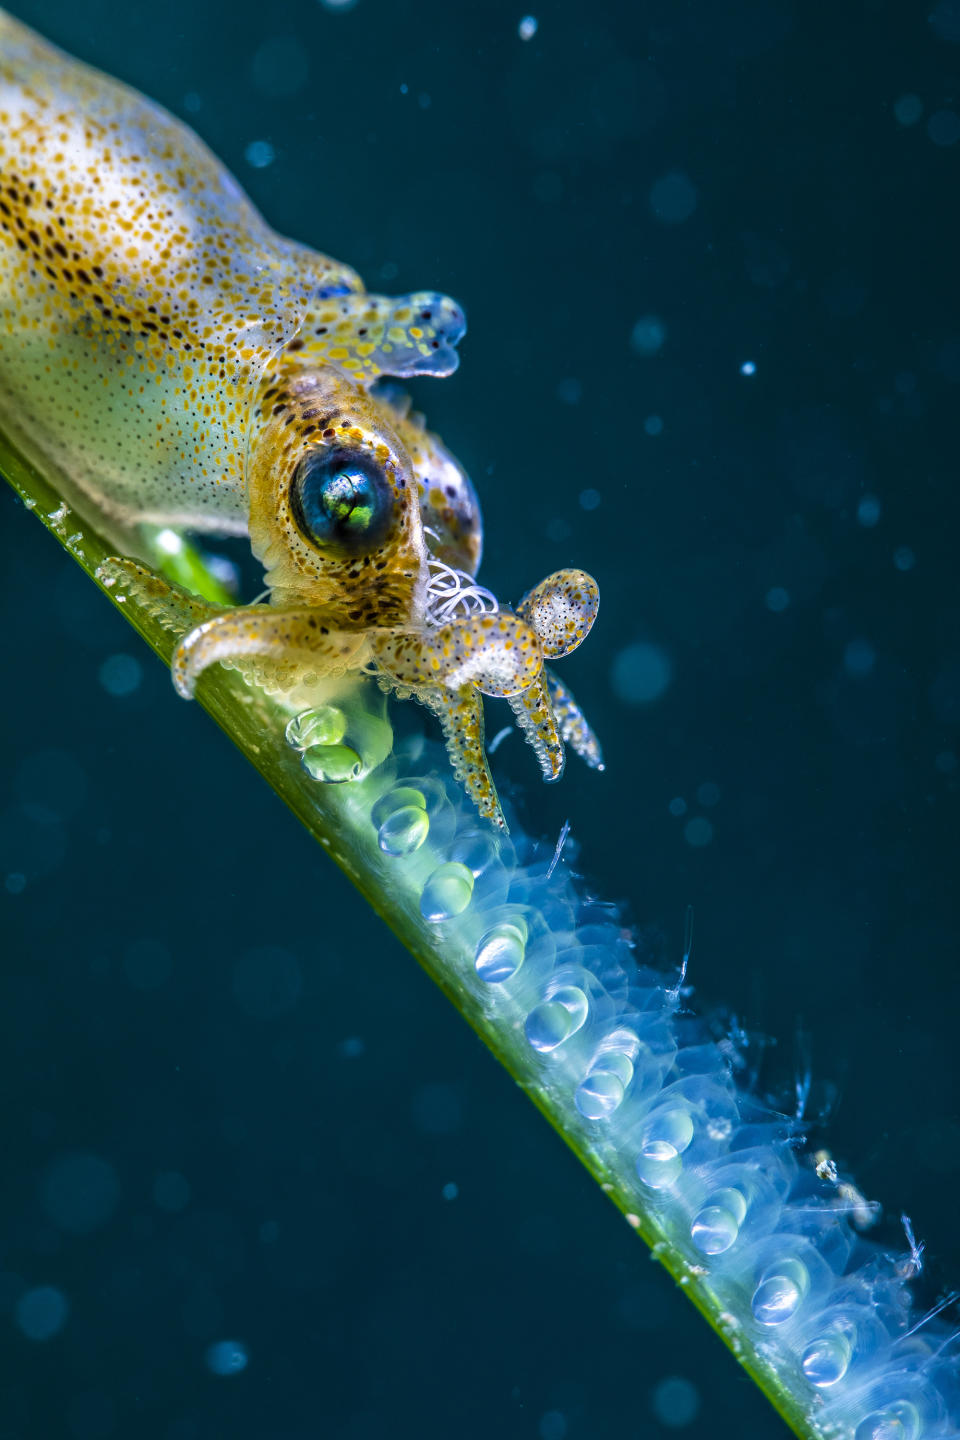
(1, 2, 958, 1436)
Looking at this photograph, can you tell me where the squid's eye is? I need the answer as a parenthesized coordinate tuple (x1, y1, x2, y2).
(291, 449, 393, 554)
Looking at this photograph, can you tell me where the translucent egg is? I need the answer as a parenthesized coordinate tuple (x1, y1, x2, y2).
(854, 1402, 921, 1440)
(801, 1329, 852, 1388)
(301, 743, 362, 782)
(690, 1204, 740, 1255)
(285, 705, 347, 750)
(475, 923, 526, 984)
(525, 987, 589, 1053)
(575, 1069, 626, 1120)
(450, 831, 499, 877)
(644, 1107, 695, 1155)
(378, 805, 430, 857)
(371, 785, 427, 828)
(751, 1258, 808, 1325)
(420, 862, 475, 922)
(635, 1139, 682, 1190)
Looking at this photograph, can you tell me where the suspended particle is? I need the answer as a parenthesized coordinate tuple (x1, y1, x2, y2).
(929, 1, 960, 43)
(244, 140, 276, 169)
(630, 315, 666, 355)
(683, 817, 713, 848)
(927, 109, 960, 146)
(539, 1413, 567, 1440)
(893, 93, 923, 127)
(611, 642, 673, 705)
(15, 1286, 69, 1342)
(843, 638, 876, 678)
(857, 495, 881, 527)
(518, 15, 538, 40)
(649, 171, 697, 224)
(99, 653, 142, 696)
(651, 1375, 700, 1427)
(205, 1339, 249, 1376)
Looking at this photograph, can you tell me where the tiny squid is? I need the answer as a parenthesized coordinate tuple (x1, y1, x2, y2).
(0, 11, 602, 826)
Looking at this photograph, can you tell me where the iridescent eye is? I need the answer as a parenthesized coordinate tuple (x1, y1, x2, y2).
(291, 449, 393, 554)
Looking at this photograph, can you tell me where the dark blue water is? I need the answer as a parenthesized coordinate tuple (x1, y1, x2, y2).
(2, 3, 958, 1436)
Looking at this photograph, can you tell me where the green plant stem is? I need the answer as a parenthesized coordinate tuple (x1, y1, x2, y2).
(1, 425, 827, 1440)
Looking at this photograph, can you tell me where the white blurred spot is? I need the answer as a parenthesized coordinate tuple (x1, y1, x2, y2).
(668, 797, 687, 817)
(630, 315, 666, 355)
(15, 1286, 69, 1342)
(893, 93, 923, 126)
(154, 528, 183, 555)
(579, 488, 601, 510)
(683, 817, 713, 848)
(927, 109, 960, 145)
(99, 653, 142, 697)
(441, 1182, 459, 1201)
(518, 15, 538, 40)
(651, 1375, 700, 1427)
(649, 171, 697, 224)
(929, 1, 960, 43)
(487, 725, 513, 755)
(740, 360, 756, 376)
(244, 140, 276, 169)
(857, 495, 881, 527)
(844, 638, 876, 678)
(205, 1339, 249, 1376)
(611, 642, 673, 705)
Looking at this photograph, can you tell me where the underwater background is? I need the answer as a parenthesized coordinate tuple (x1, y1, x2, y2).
(1, 1, 958, 1436)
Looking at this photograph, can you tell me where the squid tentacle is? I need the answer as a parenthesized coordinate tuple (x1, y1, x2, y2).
(544, 668, 605, 772)
(371, 612, 543, 698)
(288, 289, 466, 384)
(171, 609, 367, 699)
(516, 567, 599, 659)
(417, 684, 505, 830)
(507, 674, 566, 783)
